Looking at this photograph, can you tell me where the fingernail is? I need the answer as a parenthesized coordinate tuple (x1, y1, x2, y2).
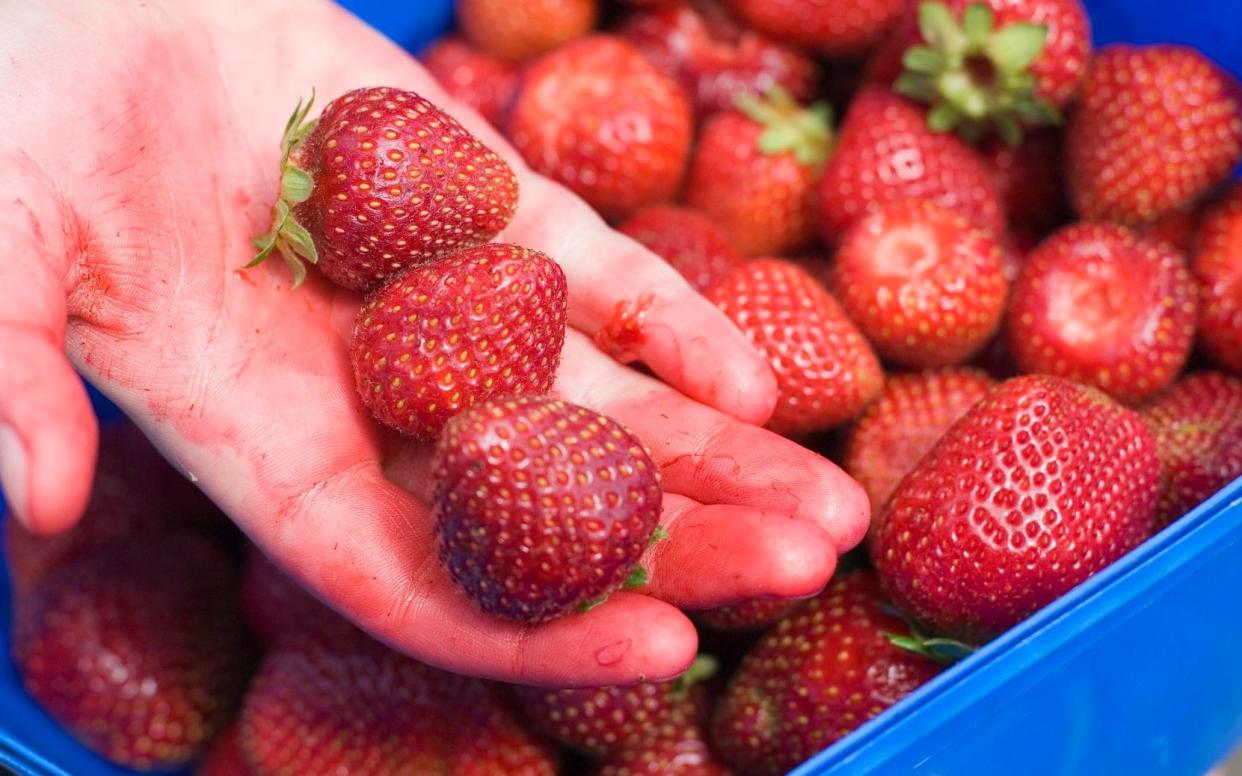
(0, 425, 30, 529)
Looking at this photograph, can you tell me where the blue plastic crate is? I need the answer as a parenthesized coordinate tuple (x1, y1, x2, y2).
(2, 1, 1241, 774)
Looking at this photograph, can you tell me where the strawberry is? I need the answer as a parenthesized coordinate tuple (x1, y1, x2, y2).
(707, 259, 884, 436)
(616, 204, 746, 292)
(1136, 206, 1202, 256)
(872, 375, 1161, 641)
(240, 629, 557, 776)
(250, 87, 519, 290)
(891, 0, 1090, 142)
(596, 739, 733, 775)
(843, 367, 996, 517)
(817, 88, 1005, 244)
(351, 244, 567, 439)
(420, 36, 520, 127)
(1193, 184, 1242, 375)
(198, 724, 251, 776)
(457, 0, 598, 62)
(434, 395, 663, 622)
(724, 0, 905, 59)
(693, 598, 797, 631)
(5, 420, 227, 594)
(1065, 45, 1242, 224)
(980, 129, 1068, 232)
(684, 88, 832, 256)
(508, 36, 693, 221)
(1141, 372, 1242, 527)
(1006, 223, 1198, 404)
(710, 572, 943, 775)
(12, 534, 251, 770)
(828, 199, 1010, 367)
(616, 0, 819, 116)
(239, 545, 356, 646)
(514, 656, 716, 758)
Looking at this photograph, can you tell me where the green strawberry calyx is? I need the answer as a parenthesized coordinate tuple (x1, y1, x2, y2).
(880, 603, 977, 665)
(896, 1, 1060, 145)
(735, 86, 835, 168)
(247, 91, 320, 288)
(671, 654, 720, 696)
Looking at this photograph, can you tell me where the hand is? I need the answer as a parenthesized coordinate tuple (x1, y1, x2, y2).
(0, 0, 868, 685)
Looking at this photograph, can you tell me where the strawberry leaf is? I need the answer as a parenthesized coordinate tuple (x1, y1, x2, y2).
(622, 566, 649, 590)
(988, 23, 1049, 74)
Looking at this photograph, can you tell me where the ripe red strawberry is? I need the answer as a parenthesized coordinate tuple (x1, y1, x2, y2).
(434, 396, 663, 622)
(352, 244, 567, 439)
(710, 572, 942, 775)
(420, 36, 520, 127)
(457, 0, 597, 62)
(1142, 372, 1242, 527)
(596, 739, 733, 775)
(890, 0, 1090, 141)
(828, 199, 1010, 367)
(616, 0, 819, 116)
(724, 0, 905, 58)
(1007, 223, 1198, 404)
(980, 129, 1068, 232)
(1066, 45, 1242, 224)
(514, 657, 716, 758)
(508, 36, 693, 221)
(693, 598, 797, 631)
(843, 368, 996, 517)
(872, 375, 1161, 641)
(251, 87, 519, 290)
(198, 724, 251, 776)
(12, 534, 251, 770)
(617, 204, 746, 292)
(240, 629, 557, 776)
(1136, 206, 1201, 255)
(239, 545, 356, 646)
(5, 420, 227, 593)
(818, 88, 1005, 244)
(707, 259, 884, 436)
(1194, 184, 1242, 375)
(684, 88, 831, 256)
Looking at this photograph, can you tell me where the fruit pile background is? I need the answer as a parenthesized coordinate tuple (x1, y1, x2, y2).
(2, 0, 1242, 775)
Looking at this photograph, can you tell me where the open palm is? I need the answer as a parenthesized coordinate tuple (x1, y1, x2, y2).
(0, 0, 868, 685)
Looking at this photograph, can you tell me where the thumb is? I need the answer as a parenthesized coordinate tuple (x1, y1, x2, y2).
(0, 191, 98, 535)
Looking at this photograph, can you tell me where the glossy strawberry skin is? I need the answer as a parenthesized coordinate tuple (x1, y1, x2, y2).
(352, 244, 567, 439)
(724, 0, 905, 58)
(240, 630, 557, 776)
(290, 87, 518, 291)
(711, 572, 942, 776)
(420, 36, 520, 127)
(456, 0, 597, 62)
(1142, 372, 1242, 527)
(843, 368, 996, 518)
(617, 0, 819, 116)
(515, 676, 711, 759)
(508, 36, 693, 221)
(818, 89, 1005, 244)
(4, 420, 227, 593)
(434, 396, 663, 623)
(1066, 45, 1242, 224)
(707, 259, 884, 436)
(1194, 184, 1242, 375)
(980, 130, 1068, 232)
(12, 534, 251, 771)
(1007, 223, 1198, 404)
(617, 204, 746, 292)
(872, 375, 1161, 642)
(684, 110, 821, 257)
(595, 738, 733, 775)
(828, 199, 1010, 368)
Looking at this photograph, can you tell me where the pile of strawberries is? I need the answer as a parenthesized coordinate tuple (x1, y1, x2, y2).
(7, 0, 1242, 773)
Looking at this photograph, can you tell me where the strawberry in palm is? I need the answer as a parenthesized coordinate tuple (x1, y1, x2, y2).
(685, 87, 832, 257)
(250, 87, 519, 290)
(872, 375, 1161, 642)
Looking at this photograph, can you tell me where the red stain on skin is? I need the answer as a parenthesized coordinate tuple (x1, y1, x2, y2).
(235, 188, 251, 207)
(594, 294, 655, 363)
